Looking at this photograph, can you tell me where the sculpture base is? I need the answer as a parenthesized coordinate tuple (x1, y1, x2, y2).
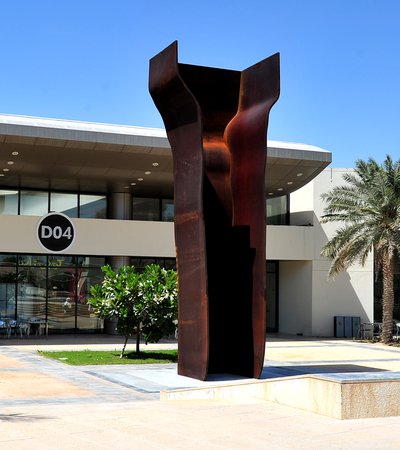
(161, 371, 400, 419)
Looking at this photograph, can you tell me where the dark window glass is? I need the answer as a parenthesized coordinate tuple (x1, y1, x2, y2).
(132, 197, 160, 221)
(163, 258, 177, 270)
(48, 255, 80, 268)
(266, 196, 288, 225)
(0, 265, 17, 318)
(18, 255, 47, 267)
(161, 199, 174, 222)
(130, 257, 157, 271)
(266, 261, 278, 332)
(0, 254, 17, 266)
(80, 256, 106, 268)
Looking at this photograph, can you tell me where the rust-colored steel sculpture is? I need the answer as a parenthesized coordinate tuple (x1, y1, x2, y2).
(149, 41, 280, 380)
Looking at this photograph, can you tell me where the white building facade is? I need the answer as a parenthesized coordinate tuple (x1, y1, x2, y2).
(0, 114, 373, 337)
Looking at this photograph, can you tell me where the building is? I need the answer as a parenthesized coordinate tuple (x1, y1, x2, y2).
(0, 113, 374, 336)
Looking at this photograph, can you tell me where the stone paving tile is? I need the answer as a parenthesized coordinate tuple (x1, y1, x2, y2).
(0, 346, 158, 406)
(2, 337, 400, 449)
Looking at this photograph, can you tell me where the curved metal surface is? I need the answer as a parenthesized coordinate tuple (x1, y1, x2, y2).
(149, 41, 280, 380)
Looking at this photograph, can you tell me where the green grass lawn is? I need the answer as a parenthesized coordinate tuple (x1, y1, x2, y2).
(38, 349, 178, 365)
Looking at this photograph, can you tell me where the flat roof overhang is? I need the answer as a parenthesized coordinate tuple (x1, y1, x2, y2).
(0, 114, 331, 196)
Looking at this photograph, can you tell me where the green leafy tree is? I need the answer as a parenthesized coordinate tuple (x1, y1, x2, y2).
(321, 156, 400, 343)
(88, 264, 178, 357)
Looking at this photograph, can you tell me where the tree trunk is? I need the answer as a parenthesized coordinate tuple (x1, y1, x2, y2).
(120, 335, 129, 358)
(380, 254, 394, 344)
(136, 322, 141, 354)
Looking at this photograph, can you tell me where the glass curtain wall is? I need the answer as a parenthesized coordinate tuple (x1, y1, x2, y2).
(132, 197, 174, 222)
(266, 196, 289, 225)
(0, 253, 105, 333)
(0, 255, 17, 318)
(0, 190, 18, 215)
(131, 196, 289, 224)
(0, 189, 106, 219)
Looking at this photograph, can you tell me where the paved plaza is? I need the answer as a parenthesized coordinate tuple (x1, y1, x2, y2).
(2, 335, 400, 449)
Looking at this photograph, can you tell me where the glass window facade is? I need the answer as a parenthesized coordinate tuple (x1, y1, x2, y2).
(0, 254, 176, 334)
(132, 197, 160, 221)
(50, 192, 78, 217)
(20, 190, 49, 216)
(266, 196, 289, 225)
(161, 199, 174, 222)
(80, 195, 107, 219)
(0, 189, 107, 219)
(0, 253, 106, 333)
(0, 190, 18, 215)
(130, 195, 289, 225)
(132, 197, 175, 222)
(130, 257, 176, 272)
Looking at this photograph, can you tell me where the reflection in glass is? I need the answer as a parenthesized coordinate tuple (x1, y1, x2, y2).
(49, 255, 80, 267)
(20, 190, 48, 216)
(162, 199, 174, 222)
(132, 197, 159, 221)
(76, 267, 104, 331)
(130, 257, 176, 272)
(0, 190, 18, 215)
(266, 196, 288, 225)
(163, 258, 177, 270)
(50, 192, 78, 217)
(18, 255, 47, 266)
(47, 267, 76, 331)
(130, 257, 156, 272)
(0, 266, 17, 318)
(80, 256, 106, 268)
(0, 254, 17, 266)
(18, 254, 47, 267)
(80, 195, 107, 219)
(17, 267, 47, 321)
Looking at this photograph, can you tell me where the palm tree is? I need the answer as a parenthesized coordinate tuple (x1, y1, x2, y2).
(321, 156, 400, 344)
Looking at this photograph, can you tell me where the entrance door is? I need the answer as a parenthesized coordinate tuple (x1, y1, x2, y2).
(266, 261, 278, 332)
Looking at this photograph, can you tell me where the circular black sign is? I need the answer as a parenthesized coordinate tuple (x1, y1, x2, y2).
(37, 213, 75, 252)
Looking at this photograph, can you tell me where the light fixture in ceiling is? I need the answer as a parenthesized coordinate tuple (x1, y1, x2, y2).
(277, 188, 283, 191)
(145, 171, 151, 175)
(7, 161, 14, 165)
(152, 162, 159, 167)
(12, 151, 19, 156)
(287, 181, 293, 185)
(130, 182, 137, 186)
(3, 168, 9, 172)
(296, 172, 303, 177)
(138, 178, 144, 181)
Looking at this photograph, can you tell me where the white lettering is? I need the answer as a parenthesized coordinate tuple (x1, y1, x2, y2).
(53, 226, 62, 239)
(63, 227, 72, 239)
(41, 225, 53, 239)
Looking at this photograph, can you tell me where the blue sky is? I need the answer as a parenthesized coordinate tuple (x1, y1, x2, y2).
(1, 0, 400, 167)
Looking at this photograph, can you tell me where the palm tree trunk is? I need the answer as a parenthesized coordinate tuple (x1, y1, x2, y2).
(381, 254, 394, 344)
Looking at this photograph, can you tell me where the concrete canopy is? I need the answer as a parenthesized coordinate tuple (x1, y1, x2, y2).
(0, 114, 331, 196)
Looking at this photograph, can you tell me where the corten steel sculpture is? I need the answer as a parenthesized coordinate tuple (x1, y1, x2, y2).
(149, 41, 280, 380)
